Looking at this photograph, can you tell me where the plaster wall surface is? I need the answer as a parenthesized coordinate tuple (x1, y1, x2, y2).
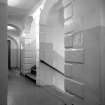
(39, 0, 65, 90)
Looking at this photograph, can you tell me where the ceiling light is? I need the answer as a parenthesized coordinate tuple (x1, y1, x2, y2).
(7, 26, 15, 30)
(8, 0, 21, 7)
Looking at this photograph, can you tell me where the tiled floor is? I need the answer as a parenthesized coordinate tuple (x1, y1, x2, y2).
(8, 70, 63, 105)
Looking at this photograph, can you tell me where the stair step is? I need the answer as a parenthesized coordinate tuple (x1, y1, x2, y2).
(31, 65, 36, 70)
(31, 69, 36, 75)
(25, 73, 36, 82)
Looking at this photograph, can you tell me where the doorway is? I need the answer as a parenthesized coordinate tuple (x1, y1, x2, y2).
(8, 40, 11, 70)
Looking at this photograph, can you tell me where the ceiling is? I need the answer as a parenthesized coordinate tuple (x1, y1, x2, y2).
(8, 0, 42, 29)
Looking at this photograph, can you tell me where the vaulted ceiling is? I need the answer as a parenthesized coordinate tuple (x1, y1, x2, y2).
(7, 0, 62, 34)
(8, 0, 42, 30)
(8, 0, 41, 17)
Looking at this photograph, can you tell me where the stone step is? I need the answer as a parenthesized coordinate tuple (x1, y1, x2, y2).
(31, 69, 36, 75)
(25, 73, 36, 83)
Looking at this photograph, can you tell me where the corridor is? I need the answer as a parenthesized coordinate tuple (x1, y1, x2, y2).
(0, 0, 105, 105)
(8, 70, 64, 105)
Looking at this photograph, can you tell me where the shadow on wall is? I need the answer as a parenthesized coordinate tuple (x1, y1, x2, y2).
(10, 40, 18, 69)
(11, 49, 18, 69)
(8, 36, 19, 69)
(49, 1, 64, 26)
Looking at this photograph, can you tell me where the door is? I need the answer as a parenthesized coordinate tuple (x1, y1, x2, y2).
(8, 40, 11, 69)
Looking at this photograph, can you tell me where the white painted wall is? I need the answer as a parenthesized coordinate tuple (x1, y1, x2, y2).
(38, 0, 65, 90)
(40, 0, 64, 73)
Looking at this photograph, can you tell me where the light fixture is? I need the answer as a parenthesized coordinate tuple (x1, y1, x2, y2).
(7, 26, 15, 30)
(8, 0, 21, 7)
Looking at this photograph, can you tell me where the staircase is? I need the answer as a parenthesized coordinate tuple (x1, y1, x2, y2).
(25, 65, 36, 82)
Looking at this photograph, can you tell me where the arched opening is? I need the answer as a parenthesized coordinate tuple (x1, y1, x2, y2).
(8, 24, 21, 33)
